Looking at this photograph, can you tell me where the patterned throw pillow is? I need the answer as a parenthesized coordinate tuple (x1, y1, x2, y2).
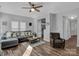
(12, 32, 17, 38)
(16, 32, 20, 37)
(21, 32, 25, 37)
(28, 32, 33, 36)
(24, 31, 33, 37)
(6, 32, 12, 38)
(31, 32, 32, 36)
(24, 32, 28, 36)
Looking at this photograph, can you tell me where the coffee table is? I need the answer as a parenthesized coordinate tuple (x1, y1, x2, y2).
(27, 37, 41, 44)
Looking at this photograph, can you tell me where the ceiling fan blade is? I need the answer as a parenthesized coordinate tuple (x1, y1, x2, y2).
(34, 8, 40, 12)
(22, 7, 31, 9)
(29, 2, 34, 6)
(35, 5, 43, 8)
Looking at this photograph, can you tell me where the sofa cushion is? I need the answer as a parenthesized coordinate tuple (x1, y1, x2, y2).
(24, 32, 33, 36)
(16, 32, 20, 37)
(20, 32, 25, 37)
(28, 32, 33, 36)
(6, 32, 12, 38)
(1, 38, 18, 49)
(24, 32, 28, 36)
(12, 32, 17, 38)
(54, 39, 62, 43)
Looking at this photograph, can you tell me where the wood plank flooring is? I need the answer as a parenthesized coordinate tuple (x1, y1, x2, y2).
(65, 35, 77, 49)
(1, 35, 79, 56)
(1, 42, 78, 56)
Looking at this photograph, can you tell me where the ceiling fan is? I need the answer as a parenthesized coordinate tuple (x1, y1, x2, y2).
(22, 2, 43, 12)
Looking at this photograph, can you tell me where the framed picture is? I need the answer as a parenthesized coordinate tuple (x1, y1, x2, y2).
(29, 22, 32, 26)
(41, 18, 46, 29)
(41, 18, 46, 23)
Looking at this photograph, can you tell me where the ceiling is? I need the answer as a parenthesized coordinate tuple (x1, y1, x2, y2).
(0, 2, 79, 18)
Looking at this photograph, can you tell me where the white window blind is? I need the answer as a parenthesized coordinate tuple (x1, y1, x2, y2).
(20, 22, 26, 31)
(11, 21, 19, 31)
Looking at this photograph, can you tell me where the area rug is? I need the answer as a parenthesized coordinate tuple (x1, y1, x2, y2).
(23, 41, 46, 56)
(30, 40, 46, 47)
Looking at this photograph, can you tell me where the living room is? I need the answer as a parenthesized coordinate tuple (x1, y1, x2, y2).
(0, 2, 79, 56)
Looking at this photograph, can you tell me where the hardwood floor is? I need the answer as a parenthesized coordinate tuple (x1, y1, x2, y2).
(1, 36, 79, 56)
(65, 35, 77, 49)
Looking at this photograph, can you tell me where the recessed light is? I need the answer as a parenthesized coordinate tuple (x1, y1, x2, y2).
(68, 15, 77, 19)
(70, 16, 74, 19)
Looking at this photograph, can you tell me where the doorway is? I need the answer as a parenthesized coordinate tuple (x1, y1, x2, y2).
(68, 19, 77, 48)
(70, 19, 77, 37)
(63, 16, 77, 48)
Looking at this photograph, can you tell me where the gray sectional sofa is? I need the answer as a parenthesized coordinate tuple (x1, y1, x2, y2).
(0, 31, 35, 49)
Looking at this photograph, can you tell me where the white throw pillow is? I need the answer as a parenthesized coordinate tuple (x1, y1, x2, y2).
(12, 33, 17, 37)
(21, 32, 25, 36)
(6, 32, 11, 38)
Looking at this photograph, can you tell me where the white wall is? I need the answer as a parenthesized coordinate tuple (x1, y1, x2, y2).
(33, 7, 79, 43)
(50, 8, 79, 40)
(56, 14, 64, 38)
(50, 13, 58, 32)
(77, 17, 79, 47)
(44, 14, 50, 42)
(53, 8, 79, 47)
(33, 13, 50, 42)
(50, 13, 64, 39)
(35, 8, 79, 42)
(0, 12, 34, 34)
(55, 8, 79, 39)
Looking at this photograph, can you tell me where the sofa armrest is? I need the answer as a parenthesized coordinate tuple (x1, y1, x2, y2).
(1, 38, 18, 49)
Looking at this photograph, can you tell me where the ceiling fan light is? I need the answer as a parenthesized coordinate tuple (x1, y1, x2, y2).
(31, 8, 35, 11)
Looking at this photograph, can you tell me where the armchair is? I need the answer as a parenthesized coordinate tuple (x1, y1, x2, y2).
(50, 33, 65, 48)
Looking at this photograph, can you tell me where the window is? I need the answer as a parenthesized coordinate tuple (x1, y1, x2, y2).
(11, 21, 19, 31)
(20, 22, 26, 31)
(11, 21, 26, 31)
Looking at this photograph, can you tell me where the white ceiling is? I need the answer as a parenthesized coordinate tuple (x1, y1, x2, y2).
(0, 2, 79, 18)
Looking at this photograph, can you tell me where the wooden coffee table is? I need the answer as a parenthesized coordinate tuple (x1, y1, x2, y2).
(27, 37, 41, 44)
